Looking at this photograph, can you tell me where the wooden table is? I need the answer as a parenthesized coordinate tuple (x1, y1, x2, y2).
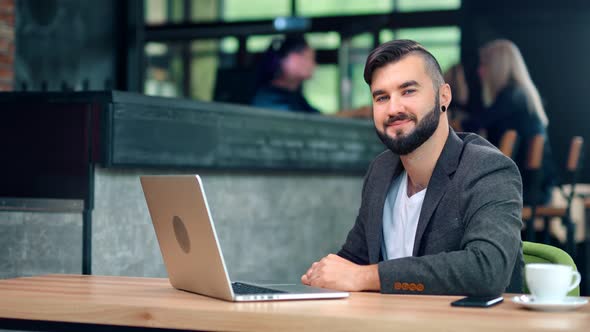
(0, 275, 588, 332)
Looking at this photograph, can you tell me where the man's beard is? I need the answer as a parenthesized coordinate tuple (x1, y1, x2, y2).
(375, 97, 441, 155)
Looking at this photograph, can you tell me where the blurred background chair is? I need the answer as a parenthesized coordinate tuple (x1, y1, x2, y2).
(523, 241, 580, 296)
(522, 134, 545, 242)
(498, 129, 518, 158)
(522, 136, 584, 257)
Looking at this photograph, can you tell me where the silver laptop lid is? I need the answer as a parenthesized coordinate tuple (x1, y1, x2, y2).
(140, 175, 235, 301)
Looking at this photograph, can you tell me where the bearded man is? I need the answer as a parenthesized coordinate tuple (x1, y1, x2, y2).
(301, 40, 523, 296)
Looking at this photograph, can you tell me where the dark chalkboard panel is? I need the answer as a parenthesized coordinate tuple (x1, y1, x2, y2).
(105, 92, 383, 172)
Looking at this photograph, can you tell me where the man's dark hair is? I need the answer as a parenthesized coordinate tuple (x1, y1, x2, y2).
(257, 34, 310, 86)
(363, 39, 444, 89)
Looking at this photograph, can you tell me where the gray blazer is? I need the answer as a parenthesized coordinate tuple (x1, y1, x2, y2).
(338, 129, 524, 296)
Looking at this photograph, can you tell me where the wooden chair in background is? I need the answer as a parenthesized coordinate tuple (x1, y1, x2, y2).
(522, 136, 584, 257)
(522, 134, 545, 243)
(499, 130, 518, 158)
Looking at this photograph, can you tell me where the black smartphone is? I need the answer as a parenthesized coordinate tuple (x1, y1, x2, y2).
(450, 295, 504, 308)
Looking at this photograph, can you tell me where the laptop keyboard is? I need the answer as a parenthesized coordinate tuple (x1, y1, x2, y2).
(232, 282, 287, 295)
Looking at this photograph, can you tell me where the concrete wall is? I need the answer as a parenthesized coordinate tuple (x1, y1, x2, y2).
(0, 210, 82, 279)
(1, 167, 364, 283)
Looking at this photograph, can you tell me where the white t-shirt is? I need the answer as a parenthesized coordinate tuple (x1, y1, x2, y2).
(382, 170, 427, 260)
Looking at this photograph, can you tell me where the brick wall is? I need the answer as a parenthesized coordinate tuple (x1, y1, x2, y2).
(0, 0, 14, 91)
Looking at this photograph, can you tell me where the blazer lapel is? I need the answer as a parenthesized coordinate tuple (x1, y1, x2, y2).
(412, 129, 463, 256)
(367, 154, 402, 263)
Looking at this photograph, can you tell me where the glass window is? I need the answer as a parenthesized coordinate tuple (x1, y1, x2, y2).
(351, 63, 372, 109)
(145, 0, 221, 24)
(247, 35, 282, 52)
(144, 0, 462, 112)
(190, 40, 219, 101)
(303, 65, 339, 114)
(247, 33, 340, 53)
(145, 0, 185, 24)
(302, 32, 340, 113)
(350, 33, 373, 49)
(220, 37, 239, 54)
(296, 0, 392, 17)
(379, 26, 460, 72)
(305, 32, 340, 50)
(145, 0, 167, 24)
(397, 0, 461, 12)
(144, 42, 183, 98)
(396, 26, 460, 71)
(190, 0, 220, 23)
(223, 0, 290, 21)
(396, 26, 461, 45)
(425, 45, 460, 73)
(350, 33, 374, 109)
(379, 30, 395, 44)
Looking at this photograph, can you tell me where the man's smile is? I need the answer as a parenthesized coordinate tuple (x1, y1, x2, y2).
(386, 118, 413, 128)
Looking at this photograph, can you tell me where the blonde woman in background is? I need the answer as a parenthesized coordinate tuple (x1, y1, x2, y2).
(462, 39, 555, 205)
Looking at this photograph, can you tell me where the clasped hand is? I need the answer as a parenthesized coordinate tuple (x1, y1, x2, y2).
(301, 254, 380, 292)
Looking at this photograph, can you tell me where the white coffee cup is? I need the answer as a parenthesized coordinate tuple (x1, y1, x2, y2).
(525, 263, 581, 302)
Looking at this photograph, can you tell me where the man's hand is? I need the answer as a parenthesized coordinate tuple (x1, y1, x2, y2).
(301, 254, 380, 292)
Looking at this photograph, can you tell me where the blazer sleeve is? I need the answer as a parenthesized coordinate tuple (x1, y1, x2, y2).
(336, 158, 378, 265)
(377, 153, 523, 296)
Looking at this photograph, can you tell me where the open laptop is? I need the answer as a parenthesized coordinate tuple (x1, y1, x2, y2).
(140, 175, 349, 302)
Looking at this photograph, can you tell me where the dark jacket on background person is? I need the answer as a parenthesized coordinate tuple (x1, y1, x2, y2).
(251, 85, 320, 114)
(338, 130, 524, 296)
(463, 84, 555, 205)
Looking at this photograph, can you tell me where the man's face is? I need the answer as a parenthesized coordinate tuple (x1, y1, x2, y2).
(370, 55, 441, 155)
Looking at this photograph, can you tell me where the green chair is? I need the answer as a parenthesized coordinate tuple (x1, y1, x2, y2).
(523, 241, 580, 296)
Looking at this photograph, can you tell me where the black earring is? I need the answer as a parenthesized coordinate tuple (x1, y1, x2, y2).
(441, 105, 447, 112)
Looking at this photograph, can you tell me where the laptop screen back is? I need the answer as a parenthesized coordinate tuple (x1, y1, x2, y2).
(140, 175, 234, 301)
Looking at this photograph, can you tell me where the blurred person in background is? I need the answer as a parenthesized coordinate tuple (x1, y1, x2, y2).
(251, 35, 371, 118)
(144, 54, 178, 98)
(443, 63, 470, 130)
(462, 39, 555, 205)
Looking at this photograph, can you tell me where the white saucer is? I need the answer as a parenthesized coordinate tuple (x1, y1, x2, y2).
(512, 295, 588, 312)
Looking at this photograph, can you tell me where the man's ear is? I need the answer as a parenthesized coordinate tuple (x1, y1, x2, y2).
(439, 83, 452, 110)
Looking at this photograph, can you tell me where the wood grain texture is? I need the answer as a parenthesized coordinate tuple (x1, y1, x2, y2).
(522, 206, 567, 220)
(0, 275, 588, 332)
